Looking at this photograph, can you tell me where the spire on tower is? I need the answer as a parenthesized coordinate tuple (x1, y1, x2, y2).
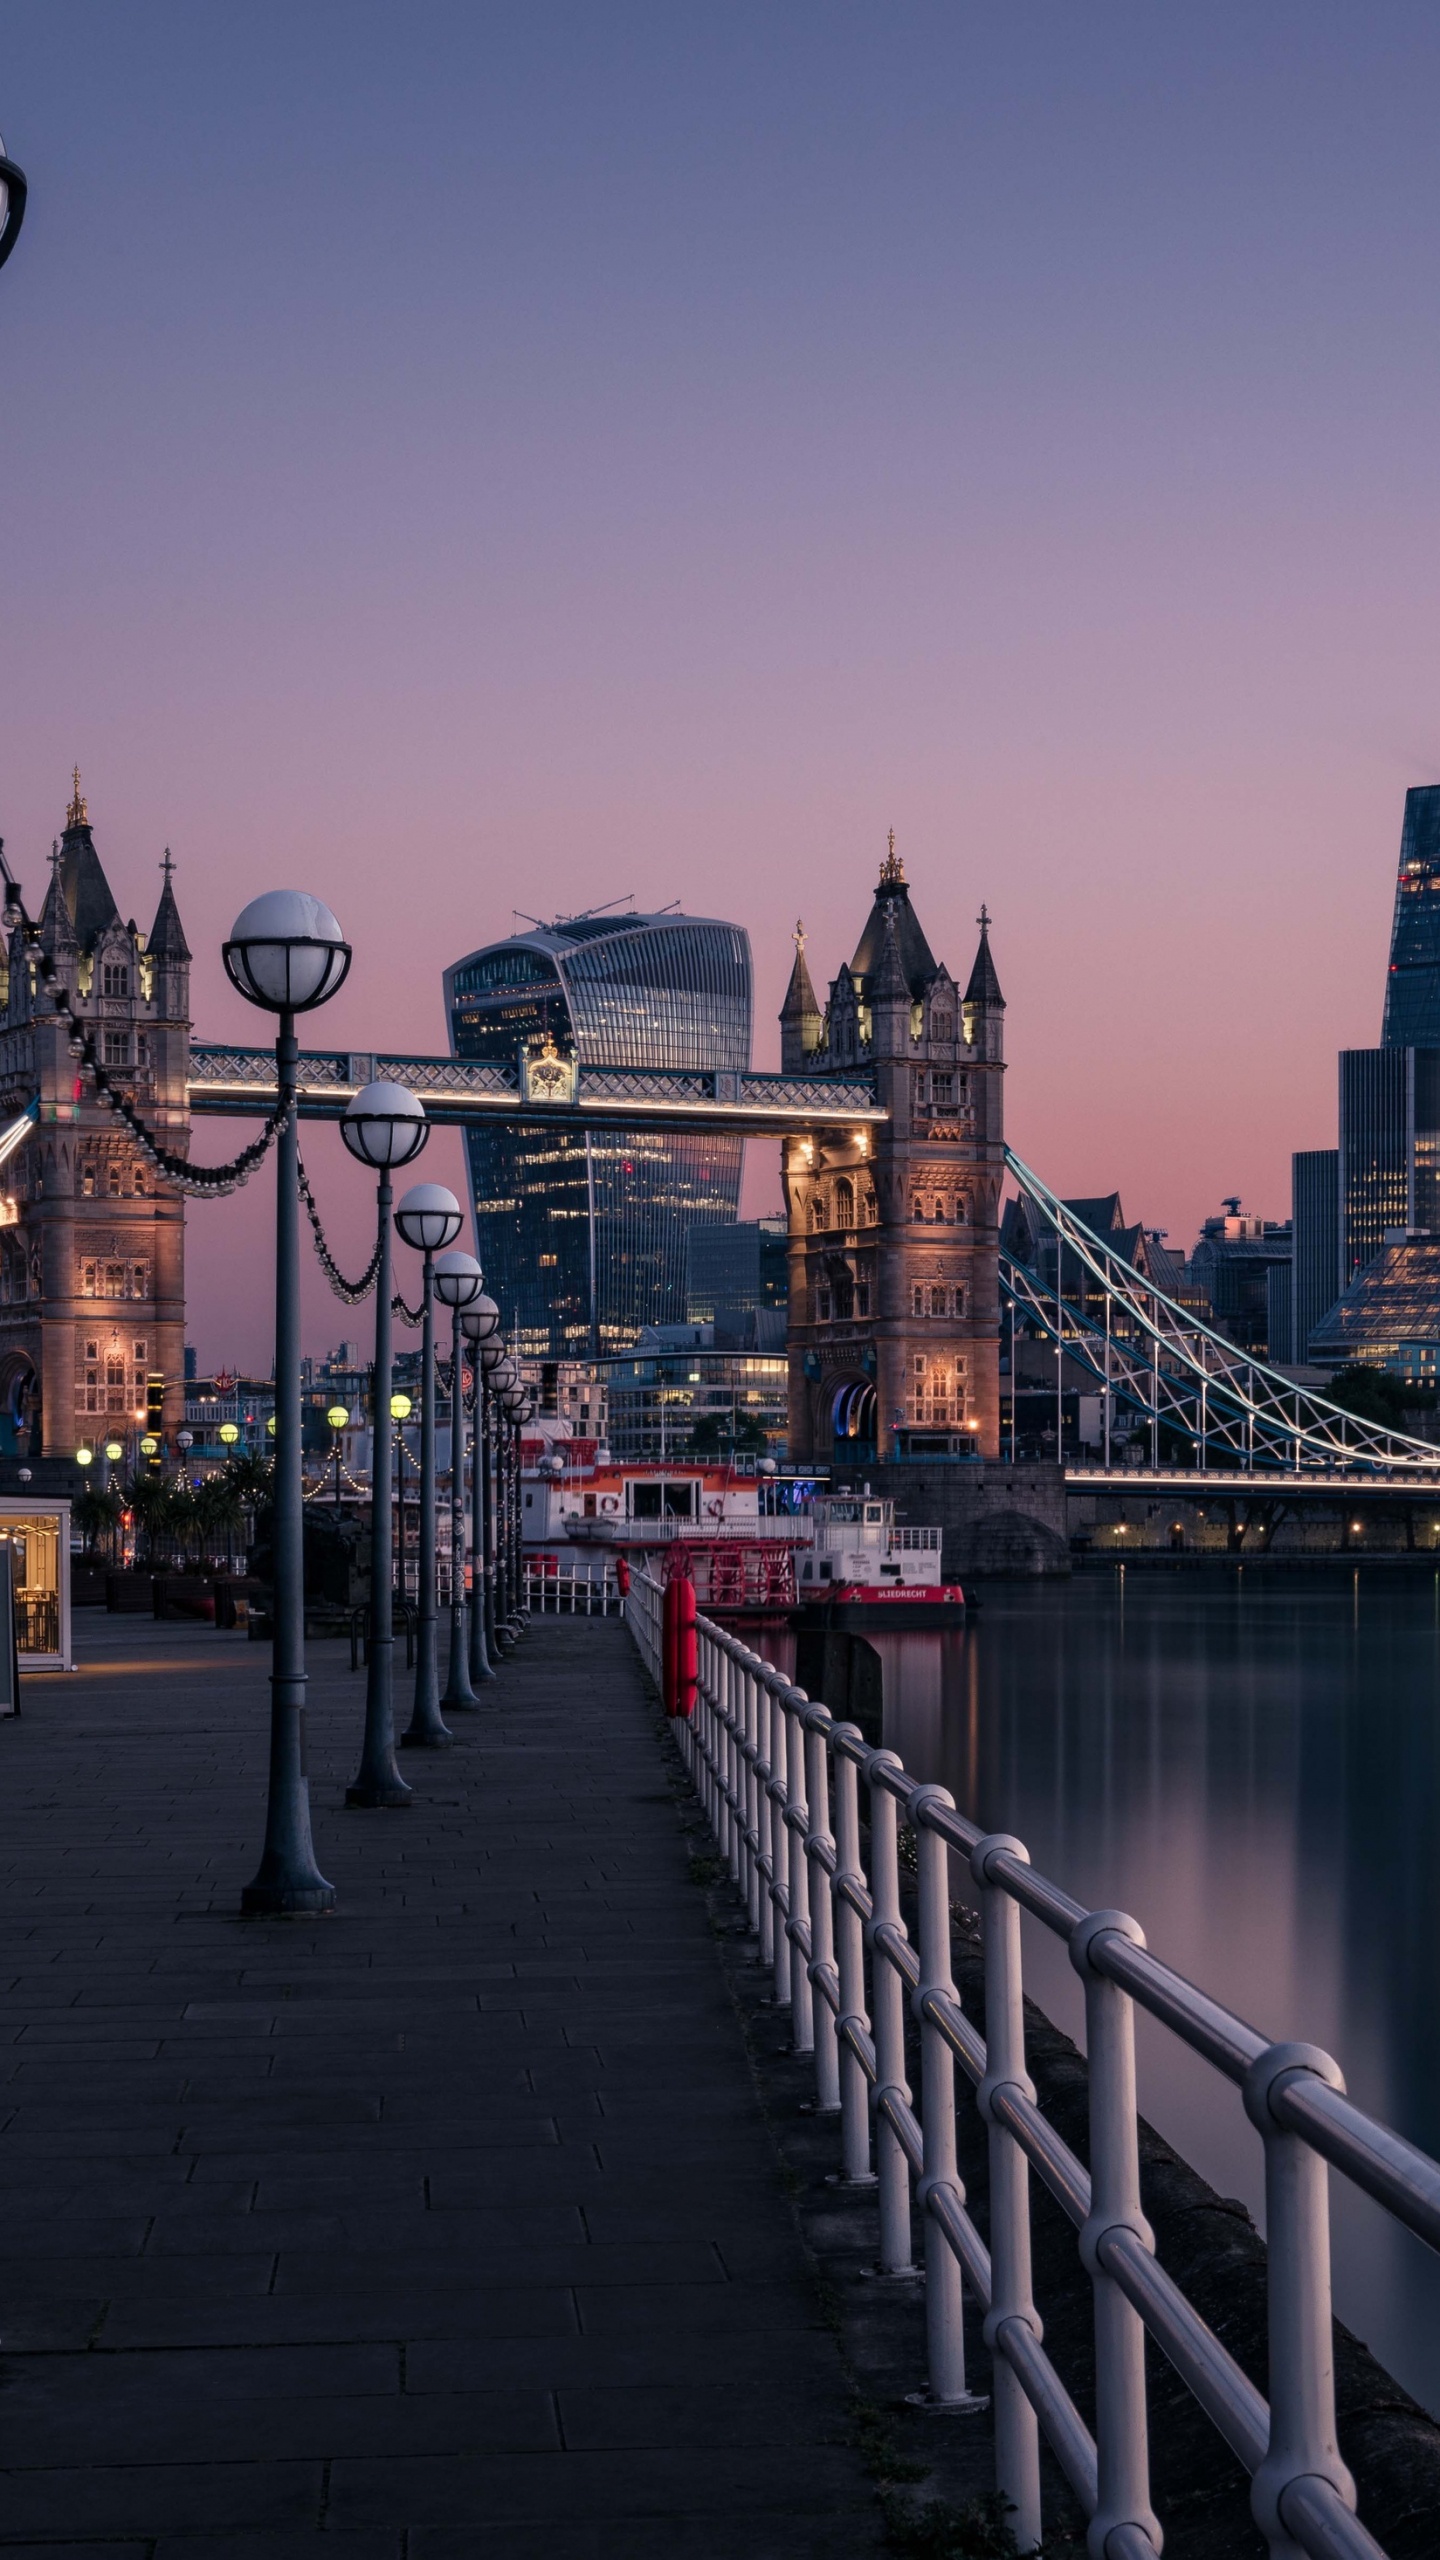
(964, 903, 1004, 1008)
(66, 766, 88, 829)
(148, 848, 191, 964)
(780, 915, 823, 1068)
(878, 827, 905, 888)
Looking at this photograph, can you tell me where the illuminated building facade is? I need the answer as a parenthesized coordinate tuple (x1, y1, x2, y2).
(0, 777, 189, 1461)
(778, 844, 1006, 1465)
(444, 911, 752, 1356)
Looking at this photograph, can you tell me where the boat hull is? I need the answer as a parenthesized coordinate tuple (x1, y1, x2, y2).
(789, 1584, 968, 1631)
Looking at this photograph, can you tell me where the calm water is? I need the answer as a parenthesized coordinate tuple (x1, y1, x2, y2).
(771, 1565, 1440, 2413)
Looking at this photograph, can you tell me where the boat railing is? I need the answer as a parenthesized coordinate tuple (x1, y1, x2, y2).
(625, 1563, 1429, 2560)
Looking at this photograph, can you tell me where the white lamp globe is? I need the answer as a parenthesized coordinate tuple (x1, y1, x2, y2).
(342, 1080, 429, 1171)
(433, 1250, 484, 1311)
(394, 1182, 463, 1255)
(223, 890, 350, 1014)
(461, 1293, 501, 1344)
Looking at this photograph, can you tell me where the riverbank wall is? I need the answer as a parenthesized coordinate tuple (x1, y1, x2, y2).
(879, 1457, 1071, 1577)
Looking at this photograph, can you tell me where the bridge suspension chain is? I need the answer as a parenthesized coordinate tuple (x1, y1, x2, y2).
(1003, 1146, 1440, 1478)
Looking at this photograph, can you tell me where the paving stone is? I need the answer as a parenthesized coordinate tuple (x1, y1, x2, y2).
(0, 1618, 880, 2548)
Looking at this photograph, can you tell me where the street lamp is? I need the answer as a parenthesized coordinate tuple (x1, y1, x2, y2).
(339, 1081, 429, 1807)
(326, 1407, 349, 1507)
(488, 1351, 517, 1645)
(394, 1181, 463, 1747)
(0, 136, 27, 274)
(223, 887, 350, 1917)
(461, 1294, 500, 1684)
(433, 1250, 484, 1710)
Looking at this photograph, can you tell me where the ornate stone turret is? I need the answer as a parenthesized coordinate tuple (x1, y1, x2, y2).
(0, 775, 190, 1467)
(779, 836, 1006, 1467)
(779, 921, 822, 1072)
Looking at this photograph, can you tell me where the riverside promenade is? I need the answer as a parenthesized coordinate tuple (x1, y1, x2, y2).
(0, 1613, 882, 2558)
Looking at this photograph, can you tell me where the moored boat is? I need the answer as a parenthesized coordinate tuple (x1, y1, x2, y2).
(789, 1492, 965, 1628)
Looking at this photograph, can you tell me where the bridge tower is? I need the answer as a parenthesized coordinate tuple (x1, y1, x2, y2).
(0, 776, 190, 1463)
(780, 841, 1006, 1467)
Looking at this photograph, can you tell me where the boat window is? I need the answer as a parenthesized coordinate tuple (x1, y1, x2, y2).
(630, 1483, 663, 1518)
(663, 1482, 697, 1518)
(819, 1561, 832, 1580)
(865, 1504, 882, 1522)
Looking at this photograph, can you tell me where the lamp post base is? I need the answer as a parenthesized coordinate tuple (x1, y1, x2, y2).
(240, 1877, 337, 1916)
(344, 1778, 414, 1808)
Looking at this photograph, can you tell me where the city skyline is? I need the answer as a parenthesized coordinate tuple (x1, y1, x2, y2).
(4, 8, 1440, 1365)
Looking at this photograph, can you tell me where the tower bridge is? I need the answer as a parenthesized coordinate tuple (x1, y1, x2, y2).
(2, 781, 1437, 1490)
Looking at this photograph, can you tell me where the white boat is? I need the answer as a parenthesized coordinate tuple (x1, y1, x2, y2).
(792, 1493, 965, 1627)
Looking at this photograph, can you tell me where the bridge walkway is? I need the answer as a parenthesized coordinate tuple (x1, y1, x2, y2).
(0, 1614, 883, 2558)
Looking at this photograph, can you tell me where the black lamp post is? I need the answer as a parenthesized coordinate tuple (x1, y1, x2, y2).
(223, 888, 351, 1916)
(0, 138, 27, 275)
(488, 1351, 518, 1644)
(340, 1080, 428, 1807)
(462, 1294, 500, 1684)
(433, 1251, 484, 1710)
(394, 1182, 463, 1747)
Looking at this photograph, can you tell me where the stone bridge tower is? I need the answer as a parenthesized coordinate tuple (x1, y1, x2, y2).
(0, 776, 190, 1466)
(780, 840, 1005, 1468)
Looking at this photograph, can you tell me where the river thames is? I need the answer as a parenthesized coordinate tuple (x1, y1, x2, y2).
(777, 1562, 1440, 2415)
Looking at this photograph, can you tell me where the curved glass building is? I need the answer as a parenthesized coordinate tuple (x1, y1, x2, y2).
(445, 911, 752, 1356)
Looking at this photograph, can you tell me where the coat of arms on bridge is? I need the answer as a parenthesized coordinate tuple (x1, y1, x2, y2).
(519, 1034, 578, 1106)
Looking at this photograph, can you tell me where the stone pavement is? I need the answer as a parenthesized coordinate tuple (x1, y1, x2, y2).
(0, 1613, 881, 2559)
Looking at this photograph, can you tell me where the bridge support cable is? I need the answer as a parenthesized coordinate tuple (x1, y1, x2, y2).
(1002, 1148, 1440, 1480)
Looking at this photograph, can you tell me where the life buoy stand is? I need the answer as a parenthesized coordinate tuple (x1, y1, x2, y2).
(662, 1569, 697, 1719)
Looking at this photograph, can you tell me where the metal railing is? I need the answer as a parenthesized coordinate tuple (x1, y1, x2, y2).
(626, 1569, 1437, 2559)
(524, 1566, 617, 1616)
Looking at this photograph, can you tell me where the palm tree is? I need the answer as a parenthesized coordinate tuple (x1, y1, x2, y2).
(73, 1484, 122, 1562)
(195, 1472, 245, 1570)
(124, 1471, 177, 1569)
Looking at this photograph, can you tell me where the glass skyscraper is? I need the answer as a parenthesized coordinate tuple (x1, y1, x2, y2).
(1382, 785, 1440, 1048)
(1290, 1147, 1339, 1360)
(445, 912, 752, 1357)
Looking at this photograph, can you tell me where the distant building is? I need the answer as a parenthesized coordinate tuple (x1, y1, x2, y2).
(597, 1326, 789, 1462)
(1189, 1202, 1292, 1356)
(444, 910, 751, 1359)
(685, 1216, 788, 1324)
(1307, 1237, 1440, 1385)
(1291, 1149, 1339, 1362)
(1382, 785, 1440, 1048)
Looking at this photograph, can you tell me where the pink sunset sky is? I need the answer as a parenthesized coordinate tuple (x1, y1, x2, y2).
(2, 4, 1439, 1371)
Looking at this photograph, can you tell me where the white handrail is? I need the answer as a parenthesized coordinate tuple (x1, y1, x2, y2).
(625, 1568, 1404, 2560)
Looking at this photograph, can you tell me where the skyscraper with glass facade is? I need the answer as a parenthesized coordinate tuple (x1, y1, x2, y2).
(444, 912, 752, 1356)
(1382, 786, 1440, 1048)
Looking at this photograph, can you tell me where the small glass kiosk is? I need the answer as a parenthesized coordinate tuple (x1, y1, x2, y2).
(0, 1501, 71, 1670)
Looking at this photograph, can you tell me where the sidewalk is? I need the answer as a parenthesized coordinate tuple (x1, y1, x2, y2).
(0, 1613, 879, 2558)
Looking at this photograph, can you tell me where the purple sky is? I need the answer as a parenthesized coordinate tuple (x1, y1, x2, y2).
(3, 4, 1439, 1371)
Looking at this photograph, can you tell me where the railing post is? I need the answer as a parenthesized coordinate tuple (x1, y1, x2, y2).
(972, 1831, 1043, 2553)
(764, 1666, 792, 2010)
(831, 1729, 874, 2181)
(753, 1663, 775, 1969)
(804, 1708, 841, 2115)
(722, 1643, 741, 1882)
(911, 1784, 984, 2410)
(1243, 2042, 1357, 2560)
(1070, 1911, 1161, 2558)
(739, 1657, 760, 1934)
(785, 1687, 814, 2055)
(869, 1754, 915, 2276)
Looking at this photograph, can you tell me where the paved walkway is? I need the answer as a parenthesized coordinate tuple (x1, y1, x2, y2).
(0, 1613, 878, 2558)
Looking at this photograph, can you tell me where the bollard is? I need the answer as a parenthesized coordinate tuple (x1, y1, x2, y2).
(662, 1571, 697, 1719)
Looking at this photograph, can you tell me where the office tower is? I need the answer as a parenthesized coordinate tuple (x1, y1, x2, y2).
(445, 911, 752, 1357)
(1338, 1048, 1440, 1284)
(1382, 785, 1440, 1048)
(685, 1217, 788, 1324)
(1291, 1149, 1339, 1361)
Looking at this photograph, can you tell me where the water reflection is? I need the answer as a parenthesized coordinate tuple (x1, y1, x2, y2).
(765, 1566, 1440, 2413)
